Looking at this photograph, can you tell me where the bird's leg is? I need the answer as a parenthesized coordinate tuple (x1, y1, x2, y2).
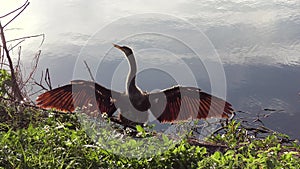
(117, 113, 136, 132)
(118, 112, 146, 131)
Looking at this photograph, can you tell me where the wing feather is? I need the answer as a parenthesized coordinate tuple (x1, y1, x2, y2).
(149, 86, 233, 123)
(36, 80, 120, 117)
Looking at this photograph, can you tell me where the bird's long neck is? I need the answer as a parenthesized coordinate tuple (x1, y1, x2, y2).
(126, 53, 138, 95)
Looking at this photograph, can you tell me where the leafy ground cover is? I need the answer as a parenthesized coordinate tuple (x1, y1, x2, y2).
(0, 98, 299, 169)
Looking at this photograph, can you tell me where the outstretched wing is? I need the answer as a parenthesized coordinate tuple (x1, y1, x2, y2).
(36, 80, 120, 117)
(149, 86, 233, 123)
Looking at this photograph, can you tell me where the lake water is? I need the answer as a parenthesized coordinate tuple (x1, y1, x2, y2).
(2, 0, 300, 139)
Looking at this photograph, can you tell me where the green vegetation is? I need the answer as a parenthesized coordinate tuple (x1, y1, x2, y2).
(0, 91, 299, 168)
(1, 2, 299, 168)
(0, 69, 11, 98)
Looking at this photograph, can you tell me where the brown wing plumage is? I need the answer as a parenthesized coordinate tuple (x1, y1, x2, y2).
(36, 80, 120, 117)
(149, 86, 233, 123)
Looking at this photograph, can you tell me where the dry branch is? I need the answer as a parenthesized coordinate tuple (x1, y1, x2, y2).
(34, 68, 52, 91)
(0, 0, 29, 19)
(0, 21, 23, 100)
(2, 1, 30, 28)
(0, 1, 47, 101)
(84, 60, 95, 82)
(7, 34, 45, 47)
(21, 50, 41, 88)
(45, 68, 52, 90)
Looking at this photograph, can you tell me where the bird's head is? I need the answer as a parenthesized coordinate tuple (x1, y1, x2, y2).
(113, 44, 133, 56)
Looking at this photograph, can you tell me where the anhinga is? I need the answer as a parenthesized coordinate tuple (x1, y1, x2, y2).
(36, 44, 233, 124)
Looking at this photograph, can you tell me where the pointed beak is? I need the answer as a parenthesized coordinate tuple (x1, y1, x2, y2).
(113, 44, 123, 51)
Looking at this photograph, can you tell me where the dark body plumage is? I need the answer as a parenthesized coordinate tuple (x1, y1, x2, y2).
(36, 44, 233, 124)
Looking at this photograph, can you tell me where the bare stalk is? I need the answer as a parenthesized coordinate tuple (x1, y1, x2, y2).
(0, 22, 23, 100)
(84, 60, 95, 82)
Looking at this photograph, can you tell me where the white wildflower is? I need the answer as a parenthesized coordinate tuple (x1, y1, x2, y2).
(101, 112, 108, 118)
(43, 125, 50, 132)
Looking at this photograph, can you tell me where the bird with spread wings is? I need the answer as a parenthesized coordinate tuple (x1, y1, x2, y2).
(36, 44, 233, 125)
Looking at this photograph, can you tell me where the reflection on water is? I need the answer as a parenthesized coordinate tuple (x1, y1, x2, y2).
(225, 64, 300, 138)
(2, 0, 300, 139)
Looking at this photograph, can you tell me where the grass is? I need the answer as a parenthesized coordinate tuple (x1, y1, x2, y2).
(0, 98, 299, 169)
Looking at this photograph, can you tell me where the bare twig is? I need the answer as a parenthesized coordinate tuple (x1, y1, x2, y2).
(0, 0, 29, 19)
(39, 70, 44, 84)
(17, 46, 22, 69)
(187, 138, 228, 153)
(34, 68, 52, 92)
(0, 63, 10, 67)
(83, 60, 95, 82)
(3, 1, 30, 28)
(0, 21, 23, 100)
(15, 46, 24, 91)
(0, 46, 3, 68)
(34, 81, 48, 91)
(15, 46, 22, 84)
(22, 50, 41, 87)
(29, 88, 44, 97)
(8, 39, 25, 52)
(45, 68, 52, 90)
(7, 34, 45, 47)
